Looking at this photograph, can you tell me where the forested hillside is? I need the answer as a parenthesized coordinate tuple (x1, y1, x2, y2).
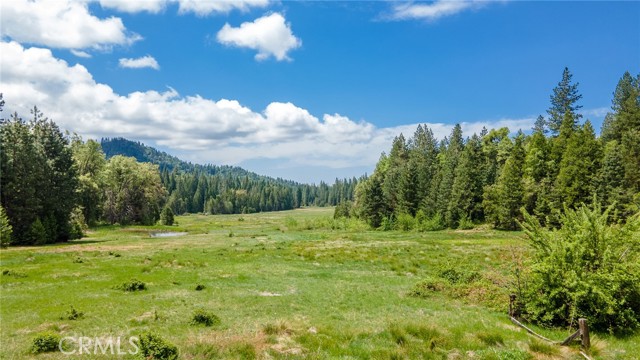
(352, 69, 640, 230)
(101, 137, 360, 214)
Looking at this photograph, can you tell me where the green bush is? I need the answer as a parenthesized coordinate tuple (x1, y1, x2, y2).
(60, 305, 84, 320)
(29, 218, 48, 245)
(31, 332, 61, 354)
(419, 213, 445, 232)
(394, 213, 416, 231)
(408, 276, 446, 297)
(190, 309, 220, 327)
(334, 201, 353, 219)
(519, 201, 640, 333)
(379, 216, 394, 231)
(116, 279, 146, 292)
(160, 206, 174, 226)
(457, 215, 474, 230)
(138, 332, 178, 360)
(68, 207, 87, 240)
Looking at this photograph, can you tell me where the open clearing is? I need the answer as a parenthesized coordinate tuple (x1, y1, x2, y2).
(1, 208, 638, 359)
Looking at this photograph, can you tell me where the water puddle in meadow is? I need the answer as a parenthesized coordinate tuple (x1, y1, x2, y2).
(149, 232, 188, 238)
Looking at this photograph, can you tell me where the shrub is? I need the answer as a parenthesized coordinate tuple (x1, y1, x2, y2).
(190, 309, 220, 327)
(29, 218, 48, 245)
(394, 213, 416, 231)
(116, 279, 146, 292)
(438, 267, 481, 285)
(160, 206, 174, 226)
(457, 215, 474, 230)
(334, 201, 353, 219)
(408, 277, 446, 297)
(68, 207, 87, 240)
(419, 213, 445, 232)
(60, 305, 84, 320)
(518, 201, 640, 333)
(138, 332, 178, 360)
(195, 284, 205, 291)
(31, 332, 61, 354)
(379, 216, 394, 231)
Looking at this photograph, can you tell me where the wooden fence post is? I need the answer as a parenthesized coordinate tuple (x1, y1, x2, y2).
(509, 294, 516, 317)
(579, 318, 590, 349)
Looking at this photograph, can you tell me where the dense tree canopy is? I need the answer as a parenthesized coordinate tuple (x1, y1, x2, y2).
(353, 70, 640, 230)
(1, 106, 79, 245)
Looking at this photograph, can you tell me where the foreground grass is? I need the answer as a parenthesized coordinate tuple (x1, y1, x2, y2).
(1, 208, 637, 359)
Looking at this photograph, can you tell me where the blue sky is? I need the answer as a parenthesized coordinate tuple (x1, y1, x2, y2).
(1, 1, 638, 183)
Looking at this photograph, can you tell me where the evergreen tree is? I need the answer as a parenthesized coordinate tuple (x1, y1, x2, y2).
(547, 67, 583, 135)
(448, 134, 484, 226)
(0, 205, 12, 247)
(554, 121, 602, 211)
(411, 125, 439, 216)
(160, 206, 175, 226)
(31, 107, 78, 241)
(597, 140, 627, 218)
(483, 132, 525, 230)
(435, 125, 464, 218)
(523, 125, 552, 222)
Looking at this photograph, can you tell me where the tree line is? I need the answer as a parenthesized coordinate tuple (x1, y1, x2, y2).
(100, 138, 361, 214)
(350, 69, 639, 230)
(0, 101, 359, 245)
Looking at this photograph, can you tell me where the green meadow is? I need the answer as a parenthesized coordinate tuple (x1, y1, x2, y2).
(1, 207, 638, 359)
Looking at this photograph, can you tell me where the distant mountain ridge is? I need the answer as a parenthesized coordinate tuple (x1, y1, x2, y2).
(100, 137, 298, 185)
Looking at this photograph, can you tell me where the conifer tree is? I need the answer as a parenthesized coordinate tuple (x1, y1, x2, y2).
(483, 132, 525, 230)
(547, 67, 583, 135)
(554, 121, 602, 211)
(448, 134, 484, 226)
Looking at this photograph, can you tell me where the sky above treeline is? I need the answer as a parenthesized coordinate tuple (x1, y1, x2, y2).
(1, 0, 638, 183)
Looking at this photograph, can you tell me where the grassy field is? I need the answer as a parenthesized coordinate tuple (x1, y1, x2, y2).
(1, 207, 638, 359)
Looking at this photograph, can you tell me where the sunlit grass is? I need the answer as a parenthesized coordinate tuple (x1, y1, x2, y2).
(1, 207, 637, 359)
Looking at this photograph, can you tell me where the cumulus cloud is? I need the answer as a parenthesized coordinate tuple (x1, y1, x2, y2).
(389, 0, 499, 21)
(217, 13, 301, 61)
(176, 0, 270, 16)
(99, 0, 167, 14)
(71, 49, 92, 58)
(97, 0, 268, 15)
(0, 0, 141, 49)
(119, 55, 160, 70)
(0, 41, 535, 179)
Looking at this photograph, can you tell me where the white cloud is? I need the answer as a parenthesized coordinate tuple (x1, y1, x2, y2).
(583, 107, 609, 118)
(0, 41, 535, 181)
(217, 13, 301, 61)
(176, 0, 270, 16)
(99, 0, 167, 14)
(71, 49, 92, 58)
(0, 0, 141, 49)
(389, 0, 498, 21)
(119, 55, 160, 70)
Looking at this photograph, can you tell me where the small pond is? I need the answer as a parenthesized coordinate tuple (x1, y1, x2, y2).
(149, 232, 188, 238)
